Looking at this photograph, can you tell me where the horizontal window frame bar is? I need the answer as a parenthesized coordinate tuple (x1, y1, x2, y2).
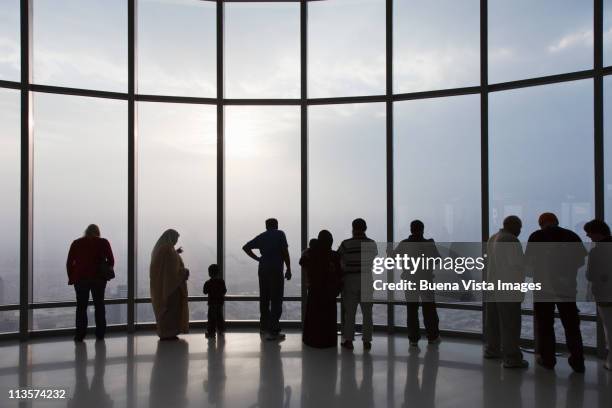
(393, 86, 481, 101)
(136, 94, 217, 104)
(0, 79, 21, 90)
(29, 84, 129, 100)
(0, 304, 20, 312)
(0, 69, 605, 104)
(488, 70, 595, 93)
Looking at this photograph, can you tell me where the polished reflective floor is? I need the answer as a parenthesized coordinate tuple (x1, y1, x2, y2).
(0, 330, 610, 407)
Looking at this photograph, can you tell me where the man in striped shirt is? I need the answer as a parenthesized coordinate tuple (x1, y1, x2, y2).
(338, 218, 378, 350)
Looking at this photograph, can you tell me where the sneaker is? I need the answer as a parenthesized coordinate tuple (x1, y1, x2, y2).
(604, 363, 611, 371)
(363, 341, 372, 350)
(428, 337, 441, 346)
(341, 340, 354, 350)
(503, 359, 529, 369)
(73, 336, 84, 343)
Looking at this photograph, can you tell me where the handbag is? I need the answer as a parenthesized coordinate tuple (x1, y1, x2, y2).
(97, 260, 115, 281)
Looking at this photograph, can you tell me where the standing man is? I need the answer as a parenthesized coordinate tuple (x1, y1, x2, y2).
(484, 215, 528, 369)
(525, 212, 586, 372)
(243, 218, 292, 341)
(391, 220, 441, 347)
(338, 218, 378, 351)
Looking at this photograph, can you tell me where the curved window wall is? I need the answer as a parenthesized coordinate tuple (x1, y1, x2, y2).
(0, 1, 609, 349)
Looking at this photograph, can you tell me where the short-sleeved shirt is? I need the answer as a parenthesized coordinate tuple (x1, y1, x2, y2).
(337, 235, 378, 275)
(244, 229, 289, 273)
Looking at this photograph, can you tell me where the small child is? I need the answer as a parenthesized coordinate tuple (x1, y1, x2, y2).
(203, 264, 227, 339)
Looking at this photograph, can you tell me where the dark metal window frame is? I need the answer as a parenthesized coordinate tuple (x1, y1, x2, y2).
(0, 0, 609, 353)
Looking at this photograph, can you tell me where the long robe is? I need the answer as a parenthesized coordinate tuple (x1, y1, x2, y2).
(301, 248, 342, 348)
(150, 244, 189, 338)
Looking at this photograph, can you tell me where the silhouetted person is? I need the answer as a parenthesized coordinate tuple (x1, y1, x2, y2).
(525, 212, 586, 372)
(338, 218, 378, 351)
(484, 215, 528, 369)
(204, 264, 227, 339)
(302, 238, 318, 290)
(300, 230, 342, 348)
(584, 219, 612, 370)
(391, 220, 441, 347)
(150, 229, 190, 340)
(66, 224, 114, 342)
(243, 218, 292, 341)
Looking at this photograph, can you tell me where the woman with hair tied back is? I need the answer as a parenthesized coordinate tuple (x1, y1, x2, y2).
(66, 224, 115, 342)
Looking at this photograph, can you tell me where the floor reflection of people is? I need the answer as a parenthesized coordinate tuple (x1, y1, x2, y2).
(402, 346, 438, 408)
(339, 351, 374, 408)
(483, 361, 523, 408)
(149, 339, 189, 408)
(67, 342, 113, 408)
(251, 342, 291, 408)
(204, 337, 226, 406)
(301, 347, 337, 408)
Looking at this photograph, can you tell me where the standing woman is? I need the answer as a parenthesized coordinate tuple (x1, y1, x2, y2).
(150, 229, 190, 340)
(300, 230, 342, 348)
(66, 224, 114, 342)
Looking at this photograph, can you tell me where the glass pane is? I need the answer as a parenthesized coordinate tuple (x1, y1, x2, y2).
(32, 0, 127, 91)
(137, 102, 216, 298)
(0, 311, 19, 333)
(137, 0, 216, 97)
(225, 107, 301, 296)
(489, 0, 593, 83)
(33, 93, 128, 302)
(489, 80, 594, 240)
(308, 0, 385, 98)
(224, 301, 260, 321)
(309, 103, 387, 243)
(606, 0, 612, 67)
(137, 303, 156, 324)
(394, 0, 479, 93)
(225, 2, 300, 99)
(0, 0, 20, 81)
(394, 95, 481, 242)
(32, 305, 126, 330)
(0, 89, 20, 305)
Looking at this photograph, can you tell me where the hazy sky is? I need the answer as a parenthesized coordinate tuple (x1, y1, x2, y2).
(0, 0, 611, 305)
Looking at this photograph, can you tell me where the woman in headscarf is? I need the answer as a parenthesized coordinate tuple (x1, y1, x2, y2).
(150, 229, 189, 340)
(300, 230, 342, 348)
